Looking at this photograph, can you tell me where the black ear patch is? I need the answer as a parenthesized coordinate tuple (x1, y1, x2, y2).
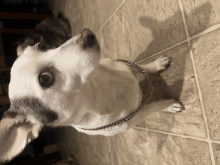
(9, 97, 58, 124)
(2, 111, 18, 119)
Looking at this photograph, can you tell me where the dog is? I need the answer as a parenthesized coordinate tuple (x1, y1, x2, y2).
(0, 26, 184, 162)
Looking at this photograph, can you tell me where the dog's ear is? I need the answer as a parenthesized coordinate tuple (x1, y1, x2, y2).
(16, 44, 24, 56)
(0, 116, 43, 163)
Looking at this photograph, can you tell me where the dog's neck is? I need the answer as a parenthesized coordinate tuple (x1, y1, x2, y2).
(68, 59, 143, 128)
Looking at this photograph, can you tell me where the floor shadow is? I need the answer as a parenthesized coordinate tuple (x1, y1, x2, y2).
(135, 2, 212, 63)
(133, 2, 212, 151)
(135, 2, 212, 99)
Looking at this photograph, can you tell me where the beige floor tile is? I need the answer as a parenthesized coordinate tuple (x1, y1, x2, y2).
(93, 128, 212, 165)
(101, 5, 134, 61)
(182, 0, 220, 36)
(86, 134, 111, 163)
(138, 43, 207, 138)
(148, 130, 212, 165)
(58, 128, 110, 165)
(192, 28, 220, 140)
(48, 0, 83, 35)
(135, 120, 147, 128)
(96, 30, 107, 59)
(84, 132, 143, 165)
(125, 0, 186, 62)
(78, 132, 97, 152)
(49, 0, 123, 36)
(95, 0, 124, 28)
(108, 129, 153, 165)
(76, 145, 110, 165)
(77, 129, 153, 165)
(212, 143, 220, 165)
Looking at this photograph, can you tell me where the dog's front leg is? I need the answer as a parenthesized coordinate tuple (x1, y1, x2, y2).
(127, 99, 184, 128)
(130, 56, 170, 81)
(134, 56, 170, 74)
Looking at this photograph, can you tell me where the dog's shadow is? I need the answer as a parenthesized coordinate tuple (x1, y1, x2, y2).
(133, 2, 211, 149)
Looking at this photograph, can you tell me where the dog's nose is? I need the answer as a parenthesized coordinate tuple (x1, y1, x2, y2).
(81, 28, 97, 48)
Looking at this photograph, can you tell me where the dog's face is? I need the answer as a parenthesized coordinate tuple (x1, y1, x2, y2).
(0, 29, 100, 163)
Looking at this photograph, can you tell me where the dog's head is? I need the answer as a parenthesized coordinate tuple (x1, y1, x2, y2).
(0, 29, 100, 162)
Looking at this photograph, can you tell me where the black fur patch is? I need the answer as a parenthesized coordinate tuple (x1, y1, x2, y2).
(8, 97, 58, 124)
(2, 111, 18, 119)
(17, 12, 71, 52)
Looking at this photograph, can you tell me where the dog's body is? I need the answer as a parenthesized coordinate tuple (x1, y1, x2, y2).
(0, 15, 184, 162)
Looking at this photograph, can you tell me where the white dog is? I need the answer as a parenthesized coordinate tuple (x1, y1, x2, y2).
(0, 28, 184, 162)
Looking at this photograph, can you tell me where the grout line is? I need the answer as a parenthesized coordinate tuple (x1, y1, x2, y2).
(135, 24, 220, 65)
(86, 146, 111, 165)
(178, 0, 215, 164)
(191, 24, 220, 40)
(133, 126, 207, 141)
(83, 141, 111, 164)
(189, 43, 216, 164)
(96, 28, 101, 36)
(96, 0, 126, 35)
(134, 126, 220, 145)
(211, 140, 220, 144)
(124, 1, 135, 61)
(178, 0, 190, 43)
(135, 39, 187, 64)
(135, 22, 220, 65)
(81, 144, 110, 164)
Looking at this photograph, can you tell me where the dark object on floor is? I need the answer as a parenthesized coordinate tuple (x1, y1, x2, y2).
(6, 151, 62, 165)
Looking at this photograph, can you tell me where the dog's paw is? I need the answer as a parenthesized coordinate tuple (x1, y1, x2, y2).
(155, 56, 171, 72)
(162, 102, 184, 113)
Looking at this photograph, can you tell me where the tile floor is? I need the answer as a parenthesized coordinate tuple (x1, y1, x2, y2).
(49, 0, 220, 164)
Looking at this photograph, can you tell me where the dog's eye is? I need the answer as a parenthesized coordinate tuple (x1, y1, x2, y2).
(38, 72, 54, 88)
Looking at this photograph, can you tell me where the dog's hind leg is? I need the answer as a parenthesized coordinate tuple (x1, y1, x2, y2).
(137, 56, 170, 73)
(162, 101, 185, 113)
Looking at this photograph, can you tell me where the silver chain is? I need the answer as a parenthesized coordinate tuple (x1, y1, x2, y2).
(80, 60, 153, 131)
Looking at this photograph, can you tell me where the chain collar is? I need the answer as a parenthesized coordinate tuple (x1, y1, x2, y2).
(80, 60, 153, 131)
